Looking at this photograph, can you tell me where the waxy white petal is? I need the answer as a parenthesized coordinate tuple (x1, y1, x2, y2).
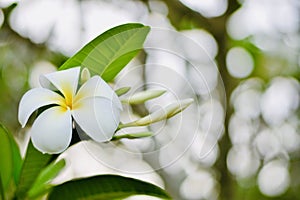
(75, 76, 122, 109)
(72, 97, 120, 142)
(18, 88, 65, 127)
(41, 67, 80, 104)
(31, 106, 72, 154)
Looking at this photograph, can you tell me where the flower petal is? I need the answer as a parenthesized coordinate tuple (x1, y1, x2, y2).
(30, 106, 72, 154)
(72, 97, 121, 142)
(18, 88, 65, 127)
(41, 67, 80, 105)
(75, 76, 122, 110)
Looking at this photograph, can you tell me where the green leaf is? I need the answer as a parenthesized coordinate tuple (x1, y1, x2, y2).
(48, 175, 171, 200)
(16, 141, 53, 199)
(0, 125, 13, 191)
(0, 174, 5, 200)
(7, 130, 23, 185)
(59, 23, 150, 81)
(0, 124, 22, 191)
(28, 159, 66, 199)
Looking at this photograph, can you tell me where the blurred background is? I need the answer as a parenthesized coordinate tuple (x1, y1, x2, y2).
(0, 0, 300, 199)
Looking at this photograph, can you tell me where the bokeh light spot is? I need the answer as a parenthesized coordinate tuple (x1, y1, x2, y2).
(260, 77, 299, 126)
(180, 170, 217, 199)
(258, 160, 290, 197)
(226, 47, 254, 78)
(227, 145, 260, 179)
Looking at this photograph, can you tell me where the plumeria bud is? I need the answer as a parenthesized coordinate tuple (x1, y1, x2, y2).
(115, 87, 131, 96)
(122, 90, 166, 104)
(119, 98, 194, 128)
(165, 98, 194, 118)
(135, 98, 194, 126)
(80, 67, 91, 84)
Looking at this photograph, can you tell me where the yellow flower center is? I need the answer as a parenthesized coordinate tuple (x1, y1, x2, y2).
(65, 96, 73, 110)
(60, 84, 74, 110)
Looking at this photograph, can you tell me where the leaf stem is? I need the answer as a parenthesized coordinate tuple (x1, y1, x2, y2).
(112, 132, 153, 141)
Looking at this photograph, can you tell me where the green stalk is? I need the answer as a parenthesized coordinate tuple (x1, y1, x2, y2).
(112, 132, 153, 141)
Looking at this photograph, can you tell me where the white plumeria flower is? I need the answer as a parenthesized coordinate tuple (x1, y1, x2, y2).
(18, 67, 122, 154)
